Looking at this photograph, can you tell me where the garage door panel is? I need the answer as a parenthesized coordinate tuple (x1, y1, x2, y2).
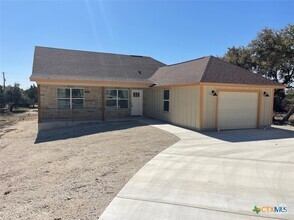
(218, 92, 258, 130)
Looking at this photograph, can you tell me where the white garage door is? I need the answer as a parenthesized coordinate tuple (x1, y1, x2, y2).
(217, 92, 258, 130)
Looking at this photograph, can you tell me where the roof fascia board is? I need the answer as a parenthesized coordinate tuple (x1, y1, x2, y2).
(200, 82, 285, 89)
(31, 78, 152, 88)
(153, 82, 201, 88)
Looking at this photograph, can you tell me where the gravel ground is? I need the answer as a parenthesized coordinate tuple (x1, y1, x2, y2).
(0, 117, 179, 220)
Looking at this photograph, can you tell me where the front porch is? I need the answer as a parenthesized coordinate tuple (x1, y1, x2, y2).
(38, 84, 145, 127)
(40, 107, 102, 122)
(38, 107, 144, 131)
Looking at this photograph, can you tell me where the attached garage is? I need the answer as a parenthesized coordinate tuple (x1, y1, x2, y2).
(147, 56, 284, 131)
(217, 91, 260, 130)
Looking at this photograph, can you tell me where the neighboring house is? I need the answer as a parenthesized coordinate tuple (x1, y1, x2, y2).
(30, 46, 284, 131)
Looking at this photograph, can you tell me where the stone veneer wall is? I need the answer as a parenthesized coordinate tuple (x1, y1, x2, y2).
(39, 85, 132, 121)
(39, 85, 102, 121)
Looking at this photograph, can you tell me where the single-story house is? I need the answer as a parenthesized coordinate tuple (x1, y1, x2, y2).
(30, 46, 284, 131)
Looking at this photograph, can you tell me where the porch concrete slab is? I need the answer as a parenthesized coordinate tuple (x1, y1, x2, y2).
(99, 121, 294, 220)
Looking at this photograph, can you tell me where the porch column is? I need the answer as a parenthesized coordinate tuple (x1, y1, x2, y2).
(101, 87, 105, 121)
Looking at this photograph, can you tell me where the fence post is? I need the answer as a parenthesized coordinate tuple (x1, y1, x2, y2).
(101, 87, 105, 121)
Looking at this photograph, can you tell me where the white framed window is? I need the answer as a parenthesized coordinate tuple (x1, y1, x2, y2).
(57, 88, 84, 109)
(106, 89, 129, 109)
(163, 89, 170, 112)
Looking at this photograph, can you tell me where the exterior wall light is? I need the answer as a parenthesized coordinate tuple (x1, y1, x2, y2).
(263, 91, 270, 97)
(211, 90, 217, 96)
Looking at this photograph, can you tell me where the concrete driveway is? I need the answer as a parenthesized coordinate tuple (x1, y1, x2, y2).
(100, 120, 294, 220)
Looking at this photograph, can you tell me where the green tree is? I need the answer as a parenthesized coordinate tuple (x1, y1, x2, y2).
(250, 25, 294, 88)
(25, 84, 38, 107)
(0, 85, 4, 108)
(222, 46, 254, 71)
(4, 83, 22, 111)
(223, 24, 294, 123)
(224, 25, 294, 88)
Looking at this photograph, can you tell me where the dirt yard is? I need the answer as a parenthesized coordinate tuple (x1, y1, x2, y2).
(0, 109, 38, 137)
(0, 116, 179, 220)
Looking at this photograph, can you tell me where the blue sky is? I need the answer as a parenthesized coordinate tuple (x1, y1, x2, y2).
(0, 0, 293, 89)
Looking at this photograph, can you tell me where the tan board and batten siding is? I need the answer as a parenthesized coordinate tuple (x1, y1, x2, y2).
(144, 85, 274, 131)
(144, 86, 200, 130)
(202, 86, 274, 130)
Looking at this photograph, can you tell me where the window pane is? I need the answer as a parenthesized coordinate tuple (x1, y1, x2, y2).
(164, 101, 169, 112)
(58, 88, 70, 98)
(118, 100, 128, 109)
(58, 99, 70, 109)
(106, 90, 117, 99)
(72, 89, 84, 98)
(164, 90, 169, 100)
(106, 100, 117, 108)
(133, 92, 140, 97)
(118, 90, 128, 99)
(72, 99, 84, 109)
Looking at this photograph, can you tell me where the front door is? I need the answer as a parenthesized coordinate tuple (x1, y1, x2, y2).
(131, 90, 143, 116)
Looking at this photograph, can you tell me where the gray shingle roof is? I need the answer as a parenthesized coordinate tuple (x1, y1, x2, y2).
(201, 56, 282, 86)
(149, 57, 210, 86)
(31, 46, 165, 83)
(31, 47, 283, 87)
(150, 56, 283, 87)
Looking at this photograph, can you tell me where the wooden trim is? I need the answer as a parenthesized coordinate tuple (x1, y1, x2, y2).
(200, 82, 285, 89)
(199, 85, 203, 129)
(257, 91, 262, 128)
(215, 92, 219, 129)
(155, 82, 200, 88)
(101, 87, 105, 121)
(214, 89, 262, 129)
(37, 84, 41, 123)
(31, 78, 285, 89)
(216, 89, 261, 93)
(31, 78, 151, 87)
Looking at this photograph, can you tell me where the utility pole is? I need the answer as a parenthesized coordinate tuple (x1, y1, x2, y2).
(2, 72, 6, 88)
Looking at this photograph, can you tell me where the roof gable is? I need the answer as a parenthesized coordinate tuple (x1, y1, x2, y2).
(149, 57, 210, 86)
(150, 56, 283, 87)
(201, 56, 282, 86)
